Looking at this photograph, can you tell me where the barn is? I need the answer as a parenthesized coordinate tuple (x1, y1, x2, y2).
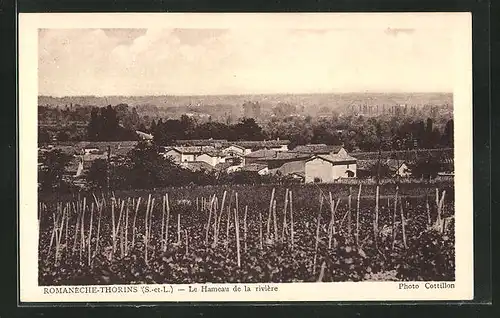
(196, 151, 226, 167)
(304, 153, 357, 183)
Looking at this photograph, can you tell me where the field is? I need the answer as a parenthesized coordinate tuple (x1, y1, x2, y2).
(38, 183, 455, 285)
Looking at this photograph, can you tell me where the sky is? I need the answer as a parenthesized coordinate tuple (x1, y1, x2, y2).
(38, 26, 456, 96)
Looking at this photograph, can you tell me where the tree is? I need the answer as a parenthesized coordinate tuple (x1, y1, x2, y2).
(126, 142, 185, 189)
(409, 155, 443, 179)
(232, 118, 265, 141)
(56, 130, 69, 142)
(38, 149, 73, 192)
(87, 158, 108, 189)
(38, 128, 51, 144)
(368, 161, 392, 180)
(441, 119, 454, 147)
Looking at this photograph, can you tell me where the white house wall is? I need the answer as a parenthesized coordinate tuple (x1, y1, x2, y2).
(305, 158, 357, 183)
(181, 154, 196, 162)
(305, 158, 334, 183)
(332, 162, 357, 178)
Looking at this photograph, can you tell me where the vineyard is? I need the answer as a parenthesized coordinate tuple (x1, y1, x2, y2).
(38, 183, 455, 285)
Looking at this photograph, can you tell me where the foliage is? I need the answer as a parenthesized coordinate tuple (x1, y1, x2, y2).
(38, 149, 73, 192)
(87, 105, 137, 141)
(38, 185, 455, 284)
(409, 155, 444, 179)
(367, 160, 393, 180)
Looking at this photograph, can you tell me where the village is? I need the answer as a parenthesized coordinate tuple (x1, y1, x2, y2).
(39, 127, 437, 189)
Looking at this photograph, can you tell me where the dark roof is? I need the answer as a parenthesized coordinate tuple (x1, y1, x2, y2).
(175, 139, 227, 146)
(278, 160, 305, 175)
(167, 146, 216, 154)
(200, 150, 224, 157)
(244, 149, 277, 158)
(214, 161, 233, 171)
(47, 141, 138, 157)
(245, 149, 310, 161)
(180, 161, 214, 172)
(241, 163, 268, 172)
(234, 140, 290, 149)
(223, 144, 247, 150)
(292, 144, 343, 154)
(306, 153, 357, 164)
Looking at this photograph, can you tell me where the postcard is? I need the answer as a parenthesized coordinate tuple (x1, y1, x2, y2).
(19, 12, 473, 303)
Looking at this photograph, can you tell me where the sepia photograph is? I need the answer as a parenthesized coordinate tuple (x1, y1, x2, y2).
(19, 13, 473, 302)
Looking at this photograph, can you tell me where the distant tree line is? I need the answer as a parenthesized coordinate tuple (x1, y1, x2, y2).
(39, 102, 454, 153)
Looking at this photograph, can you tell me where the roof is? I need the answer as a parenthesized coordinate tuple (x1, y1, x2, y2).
(385, 159, 408, 170)
(136, 131, 154, 140)
(244, 149, 277, 158)
(200, 150, 224, 157)
(214, 161, 233, 171)
(241, 163, 268, 172)
(180, 161, 214, 172)
(278, 160, 305, 175)
(233, 140, 290, 149)
(245, 149, 310, 161)
(306, 153, 357, 164)
(48, 141, 138, 156)
(167, 146, 216, 154)
(223, 144, 247, 150)
(175, 139, 227, 146)
(292, 144, 343, 154)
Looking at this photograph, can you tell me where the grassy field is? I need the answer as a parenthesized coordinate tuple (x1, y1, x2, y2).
(38, 182, 455, 285)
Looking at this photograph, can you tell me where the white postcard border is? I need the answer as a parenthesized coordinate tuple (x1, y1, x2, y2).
(19, 12, 473, 303)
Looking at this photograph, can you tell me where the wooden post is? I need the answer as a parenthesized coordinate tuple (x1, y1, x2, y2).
(80, 197, 86, 263)
(313, 199, 322, 275)
(205, 194, 214, 244)
(161, 194, 166, 251)
(131, 197, 141, 251)
(348, 187, 352, 239)
(356, 183, 362, 247)
(259, 209, 263, 249)
(165, 194, 170, 250)
(400, 197, 408, 249)
(289, 190, 294, 250)
(88, 202, 94, 266)
(185, 229, 189, 256)
(244, 205, 248, 252)
(235, 208, 241, 267)
(282, 189, 289, 240)
(426, 193, 431, 226)
(374, 185, 379, 250)
(391, 186, 399, 250)
(144, 197, 150, 266)
(267, 188, 275, 240)
(272, 199, 278, 240)
(177, 213, 181, 244)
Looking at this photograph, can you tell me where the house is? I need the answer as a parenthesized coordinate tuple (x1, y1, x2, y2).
(180, 161, 214, 173)
(240, 163, 269, 175)
(244, 149, 310, 168)
(175, 139, 227, 148)
(233, 139, 290, 152)
(83, 146, 101, 155)
(291, 144, 345, 155)
(196, 151, 226, 167)
(289, 171, 305, 182)
(386, 159, 412, 177)
(163, 146, 215, 163)
(136, 130, 154, 141)
(304, 153, 357, 183)
(221, 144, 252, 157)
(278, 160, 305, 177)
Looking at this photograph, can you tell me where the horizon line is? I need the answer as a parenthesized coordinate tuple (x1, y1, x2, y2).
(39, 91, 454, 98)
